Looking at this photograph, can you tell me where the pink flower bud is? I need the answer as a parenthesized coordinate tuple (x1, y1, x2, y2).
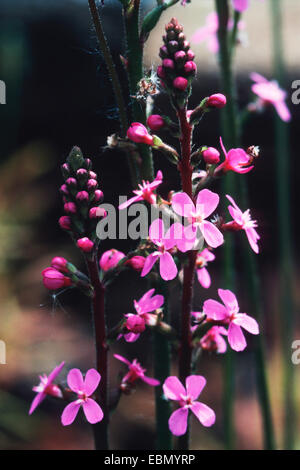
(77, 168, 88, 177)
(186, 50, 195, 60)
(159, 45, 168, 58)
(127, 123, 154, 146)
(184, 61, 197, 73)
(125, 315, 146, 334)
(77, 237, 94, 252)
(89, 207, 107, 219)
(202, 147, 220, 164)
(89, 171, 97, 179)
(59, 216, 71, 230)
(147, 114, 165, 131)
(87, 179, 98, 190)
(64, 202, 77, 214)
(42, 267, 71, 290)
(99, 249, 125, 271)
(60, 184, 69, 195)
(174, 51, 186, 61)
(173, 77, 188, 91)
(62, 163, 69, 173)
(85, 158, 92, 169)
(157, 66, 166, 79)
(94, 190, 104, 202)
(207, 93, 227, 109)
(162, 59, 174, 69)
(76, 191, 89, 202)
(66, 177, 77, 186)
(125, 256, 146, 272)
(51, 256, 68, 273)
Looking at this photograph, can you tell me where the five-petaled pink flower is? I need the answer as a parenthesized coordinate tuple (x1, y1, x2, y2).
(141, 219, 180, 281)
(119, 171, 163, 210)
(203, 289, 259, 351)
(122, 288, 164, 342)
(215, 137, 254, 175)
(61, 368, 104, 426)
(232, 0, 264, 12)
(250, 72, 291, 122)
(196, 249, 215, 288)
(200, 326, 228, 354)
(163, 375, 215, 436)
(29, 362, 65, 415)
(114, 354, 160, 387)
(172, 189, 224, 249)
(226, 194, 260, 253)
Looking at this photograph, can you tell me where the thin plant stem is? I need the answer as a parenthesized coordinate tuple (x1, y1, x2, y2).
(270, 0, 295, 450)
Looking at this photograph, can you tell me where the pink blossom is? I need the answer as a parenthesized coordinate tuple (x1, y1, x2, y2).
(29, 362, 65, 415)
(122, 288, 164, 342)
(76, 237, 94, 253)
(61, 368, 103, 426)
(127, 122, 154, 146)
(203, 289, 259, 351)
(163, 375, 215, 436)
(251, 72, 291, 122)
(114, 354, 160, 387)
(226, 194, 260, 253)
(215, 137, 254, 174)
(99, 249, 125, 271)
(200, 326, 228, 353)
(119, 171, 163, 210)
(141, 219, 180, 281)
(42, 267, 72, 290)
(196, 249, 215, 288)
(172, 189, 224, 249)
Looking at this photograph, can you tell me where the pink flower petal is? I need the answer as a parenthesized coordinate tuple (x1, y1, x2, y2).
(159, 252, 178, 281)
(67, 369, 84, 393)
(82, 398, 104, 424)
(164, 223, 180, 251)
(245, 227, 260, 253)
(200, 221, 224, 248)
(29, 392, 46, 415)
(274, 100, 291, 122)
(203, 299, 228, 321)
(163, 376, 186, 400)
(124, 332, 140, 342)
(185, 375, 206, 400)
(142, 375, 160, 386)
(218, 289, 239, 313)
(197, 267, 211, 289)
(201, 248, 215, 262)
(47, 361, 65, 384)
(61, 401, 81, 426)
(196, 189, 219, 219)
(190, 401, 216, 427)
(84, 369, 101, 396)
(233, 314, 259, 334)
(141, 253, 159, 277)
(250, 72, 268, 84)
(228, 323, 247, 351)
(149, 218, 164, 244)
(172, 192, 195, 218)
(232, 0, 249, 12)
(168, 408, 189, 436)
(119, 194, 142, 210)
(114, 354, 131, 366)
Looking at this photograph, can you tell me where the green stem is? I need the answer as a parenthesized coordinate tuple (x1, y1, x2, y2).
(270, 0, 295, 450)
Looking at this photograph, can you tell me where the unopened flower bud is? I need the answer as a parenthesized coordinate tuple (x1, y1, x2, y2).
(87, 179, 98, 190)
(125, 256, 146, 272)
(173, 77, 188, 91)
(147, 114, 165, 131)
(60, 184, 69, 195)
(184, 61, 197, 74)
(157, 65, 166, 79)
(89, 171, 97, 179)
(51, 257, 68, 273)
(174, 50, 186, 62)
(42, 267, 72, 290)
(77, 237, 94, 252)
(89, 207, 107, 219)
(99, 249, 125, 271)
(207, 93, 227, 109)
(202, 147, 220, 164)
(76, 191, 89, 202)
(77, 168, 88, 177)
(66, 177, 77, 187)
(163, 58, 174, 69)
(125, 315, 146, 334)
(59, 216, 72, 230)
(64, 202, 77, 214)
(127, 123, 154, 146)
(186, 50, 195, 60)
(94, 190, 104, 202)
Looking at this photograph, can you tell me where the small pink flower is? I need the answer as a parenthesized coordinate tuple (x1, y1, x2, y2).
(29, 362, 65, 415)
(200, 326, 228, 353)
(215, 137, 254, 174)
(114, 354, 160, 387)
(226, 194, 260, 253)
(207, 93, 227, 109)
(127, 122, 154, 146)
(196, 249, 215, 288)
(202, 147, 220, 164)
(51, 256, 68, 273)
(59, 216, 71, 230)
(77, 237, 94, 252)
(42, 267, 72, 290)
(61, 369, 103, 426)
(203, 289, 259, 351)
(147, 115, 165, 131)
(251, 72, 291, 122)
(99, 249, 125, 271)
(173, 77, 188, 91)
(163, 375, 215, 436)
(119, 171, 163, 210)
(172, 189, 224, 248)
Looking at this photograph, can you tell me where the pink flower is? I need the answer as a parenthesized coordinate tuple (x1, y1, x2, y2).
(127, 122, 154, 146)
(114, 354, 160, 387)
(61, 368, 103, 426)
(42, 267, 72, 290)
(76, 237, 94, 253)
(172, 189, 224, 248)
(119, 171, 163, 210)
(232, 0, 264, 12)
(215, 137, 254, 174)
(99, 249, 125, 271)
(51, 256, 68, 273)
(141, 219, 179, 281)
(226, 194, 260, 253)
(251, 72, 291, 122)
(196, 249, 215, 288)
(29, 362, 65, 415)
(163, 375, 215, 436)
(122, 288, 164, 342)
(200, 326, 228, 353)
(203, 289, 259, 351)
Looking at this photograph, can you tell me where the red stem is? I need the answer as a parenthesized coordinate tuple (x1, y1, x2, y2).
(86, 257, 109, 450)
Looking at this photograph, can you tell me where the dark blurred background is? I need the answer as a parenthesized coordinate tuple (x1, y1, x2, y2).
(0, 0, 299, 450)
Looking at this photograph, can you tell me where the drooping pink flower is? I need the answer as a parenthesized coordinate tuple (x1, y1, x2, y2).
(29, 362, 65, 415)
(215, 137, 254, 174)
(203, 289, 259, 351)
(163, 375, 215, 436)
(200, 326, 228, 354)
(119, 171, 163, 210)
(127, 122, 154, 146)
(114, 354, 160, 387)
(61, 368, 103, 426)
(141, 219, 180, 281)
(226, 194, 260, 253)
(99, 249, 125, 271)
(232, 0, 264, 12)
(122, 288, 164, 342)
(196, 249, 215, 288)
(172, 189, 224, 249)
(42, 267, 72, 290)
(250, 72, 291, 122)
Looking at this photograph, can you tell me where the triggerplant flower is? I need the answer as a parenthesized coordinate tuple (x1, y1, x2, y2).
(29, 362, 65, 415)
(200, 326, 228, 354)
(196, 248, 215, 289)
(203, 289, 259, 351)
(215, 137, 254, 175)
(226, 194, 260, 253)
(119, 171, 163, 210)
(163, 375, 215, 436)
(114, 354, 160, 388)
(61, 368, 103, 426)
